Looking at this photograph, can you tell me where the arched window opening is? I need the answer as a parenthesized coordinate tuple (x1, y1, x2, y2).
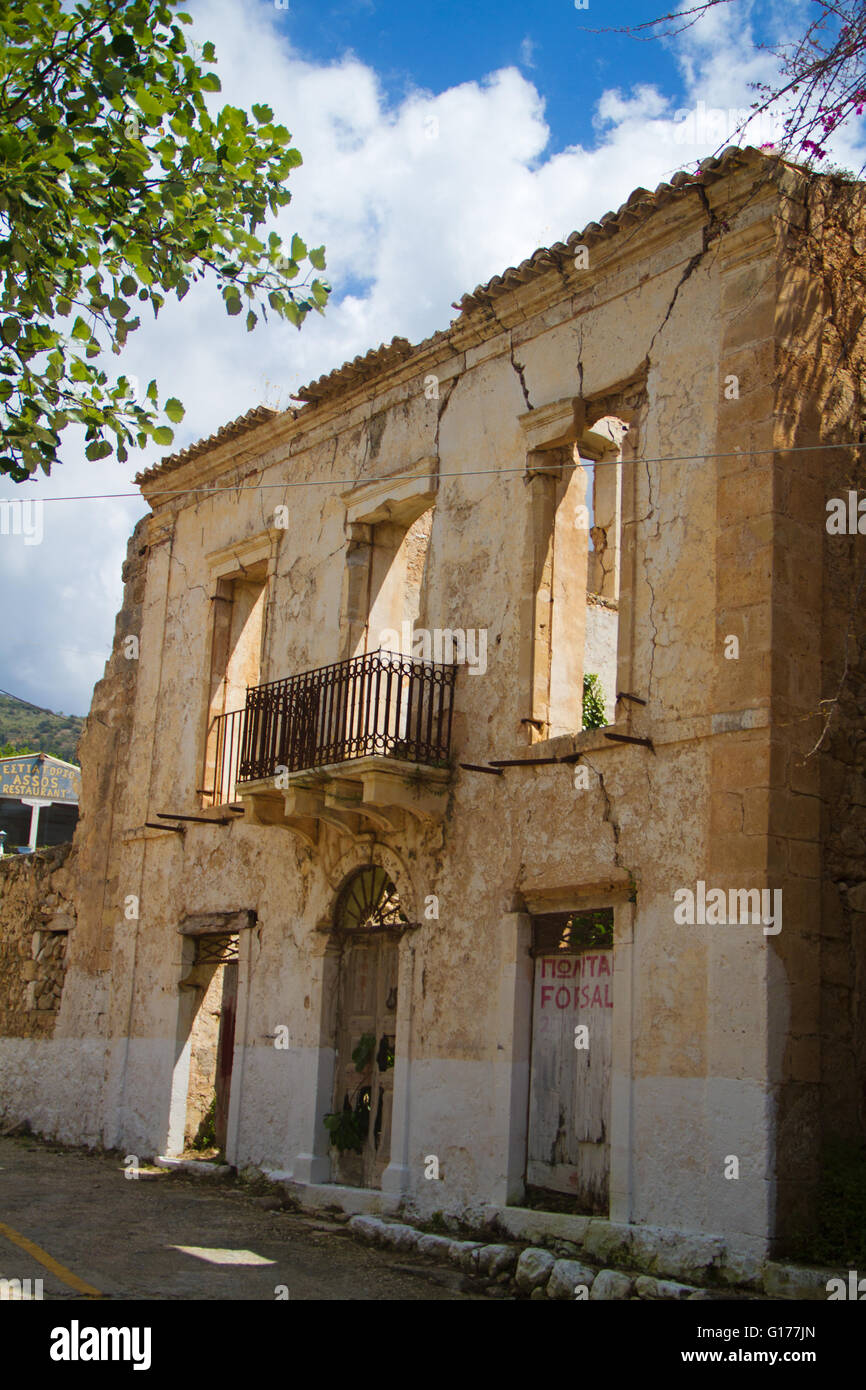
(334, 865, 408, 932)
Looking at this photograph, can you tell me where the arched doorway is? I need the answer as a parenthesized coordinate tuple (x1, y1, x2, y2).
(326, 866, 407, 1189)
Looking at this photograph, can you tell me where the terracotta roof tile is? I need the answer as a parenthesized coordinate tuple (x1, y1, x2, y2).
(135, 405, 279, 486)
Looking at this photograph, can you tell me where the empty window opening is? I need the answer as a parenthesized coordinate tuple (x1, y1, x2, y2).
(339, 505, 436, 753)
(203, 562, 267, 806)
(525, 446, 587, 740)
(580, 417, 628, 728)
(366, 507, 434, 658)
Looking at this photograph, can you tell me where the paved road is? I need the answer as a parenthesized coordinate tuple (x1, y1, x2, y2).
(0, 1136, 480, 1300)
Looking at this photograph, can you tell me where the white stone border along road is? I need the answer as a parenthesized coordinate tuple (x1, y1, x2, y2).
(346, 1215, 837, 1301)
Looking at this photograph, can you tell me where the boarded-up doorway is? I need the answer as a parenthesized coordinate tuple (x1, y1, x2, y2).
(526, 909, 613, 1213)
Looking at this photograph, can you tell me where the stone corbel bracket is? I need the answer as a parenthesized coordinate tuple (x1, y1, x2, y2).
(239, 757, 451, 846)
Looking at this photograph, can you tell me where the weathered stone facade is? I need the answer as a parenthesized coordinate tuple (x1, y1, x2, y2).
(2, 147, 865, 1269)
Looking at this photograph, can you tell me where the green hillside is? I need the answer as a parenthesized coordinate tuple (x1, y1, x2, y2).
(0, 693, 85, 765)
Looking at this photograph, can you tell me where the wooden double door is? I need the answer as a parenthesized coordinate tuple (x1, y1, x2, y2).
(331, 933, 399, 1189)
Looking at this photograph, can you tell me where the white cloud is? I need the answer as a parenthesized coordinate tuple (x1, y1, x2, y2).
(2, 0, 864, 721)
(667, 0, 866, 166)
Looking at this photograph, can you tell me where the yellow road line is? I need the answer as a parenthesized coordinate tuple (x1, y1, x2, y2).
(0, 1220, 102, 1298)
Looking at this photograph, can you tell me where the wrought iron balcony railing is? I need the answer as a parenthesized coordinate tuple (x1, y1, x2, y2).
(210, 706, 245, 808)
(208, 650, 457, 804)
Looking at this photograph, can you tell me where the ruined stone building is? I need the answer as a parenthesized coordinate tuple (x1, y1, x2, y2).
(2, 146, 866, 1277)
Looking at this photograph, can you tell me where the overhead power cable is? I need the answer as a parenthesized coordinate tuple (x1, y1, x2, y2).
(2, 438, 866, 505)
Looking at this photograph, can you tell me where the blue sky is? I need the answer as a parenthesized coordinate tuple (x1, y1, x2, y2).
(2, 0, 863, 720)
(277, 0, 790, 165)
(281, 0, 687, 153)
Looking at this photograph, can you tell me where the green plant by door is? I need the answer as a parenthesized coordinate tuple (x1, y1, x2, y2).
(324, 1032, 377, 1153)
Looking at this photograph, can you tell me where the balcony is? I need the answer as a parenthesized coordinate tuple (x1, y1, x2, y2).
(208, 650, 457, 844)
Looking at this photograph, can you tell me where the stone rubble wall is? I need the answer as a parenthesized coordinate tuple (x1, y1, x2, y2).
(0, 845, 76, 1039)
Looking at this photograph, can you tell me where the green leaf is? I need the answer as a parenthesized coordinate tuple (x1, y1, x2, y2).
(136, 89, 167, 117)
(251, 104, 274, 124)
(245, 310, 257, 332)
(120, 276, 138, 297)
(71, 317, 92, 341)
(308, 246, 326, 270)
(290, 234, 307, 261)
(164, 397, 184, 423)
(152, 426, 174, 445)
(111, 33, 138, 60)
(85, 440, 114, 461)
(102, 68, 127, 95)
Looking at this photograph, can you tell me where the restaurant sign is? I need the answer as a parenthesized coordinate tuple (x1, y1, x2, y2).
(0, 756, 81, 804)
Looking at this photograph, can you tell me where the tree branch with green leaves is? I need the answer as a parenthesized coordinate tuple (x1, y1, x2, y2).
(0, 0, 329, 480)
(584, 1, 866, 175)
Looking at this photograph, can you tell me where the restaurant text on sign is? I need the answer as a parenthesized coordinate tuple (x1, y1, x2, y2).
(0, 758, 81, 804)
